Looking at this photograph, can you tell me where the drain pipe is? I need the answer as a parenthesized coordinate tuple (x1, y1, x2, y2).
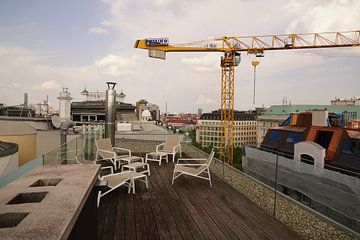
(60, 120, 74, 146)
(105, 82, 116, 147)
(60, 120, 74, 163)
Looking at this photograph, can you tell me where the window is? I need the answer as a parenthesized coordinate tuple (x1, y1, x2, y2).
(342, 140, 358, 155)
(268, 130, 282, 141)
(286, 132, 302, 144)
(72, 115, 81, 121)
(300, 154, 314, 165)
(315, 131, 333, 149)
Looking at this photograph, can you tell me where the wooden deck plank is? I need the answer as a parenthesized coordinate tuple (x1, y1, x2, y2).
(151, 162, 195, 240)
(97, 192, 110, 240)
(209, 174, 299, 240)
(133, 195, 148, 240)
(141, 192, 160, 240)
(124, 193, 136, 240)
(141, 170, 171, 240)
(177, 181, 228, 239)
(180, 177, 245, 240)
(147, 187, 172, 239)
(185, 175, 258, 240)
(113, 189, 127, 240)
(155, 163, 205, 240)
(102, 192, 118, 240)
(98, 157, 300, 240)
(156, 162, 217, 240)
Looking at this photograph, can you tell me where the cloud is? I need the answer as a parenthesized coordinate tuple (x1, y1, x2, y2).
(40, 80, 61, 90)
(283, 0, 360, 33)
(194, 94, 216, 106)
(93, 54, 138, 77)
(88, 27, 110, 34)
(181, 53, 219, 72)
(102, 20, 112, 26)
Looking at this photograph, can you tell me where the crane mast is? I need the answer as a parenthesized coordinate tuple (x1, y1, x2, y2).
(135, 30, 360, 166)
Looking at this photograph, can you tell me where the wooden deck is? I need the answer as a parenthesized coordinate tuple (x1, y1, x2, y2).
(97, 158, 300, 240)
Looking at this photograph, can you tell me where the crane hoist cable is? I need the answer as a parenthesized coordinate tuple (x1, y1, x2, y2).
(251, 60, 260, 105)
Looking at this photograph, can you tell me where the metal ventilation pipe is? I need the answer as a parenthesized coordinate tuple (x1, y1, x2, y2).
(105, 82, 116, 146)
(60, 120, 74, 163)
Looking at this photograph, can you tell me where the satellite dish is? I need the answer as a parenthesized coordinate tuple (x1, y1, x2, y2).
(51, 115, 61, 129)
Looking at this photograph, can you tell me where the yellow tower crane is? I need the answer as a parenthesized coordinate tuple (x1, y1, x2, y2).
(135, 30, 360, 166)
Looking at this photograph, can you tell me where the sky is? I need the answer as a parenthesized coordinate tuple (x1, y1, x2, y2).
(0, 0, 359, 114)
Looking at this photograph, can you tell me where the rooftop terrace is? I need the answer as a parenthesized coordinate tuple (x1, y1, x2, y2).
(1, 132, 358, 239)
(97, 156, 299, 240)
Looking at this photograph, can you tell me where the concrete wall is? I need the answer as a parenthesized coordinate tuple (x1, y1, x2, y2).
(0, 135, 36, 166)
(0, 152, 18, 177)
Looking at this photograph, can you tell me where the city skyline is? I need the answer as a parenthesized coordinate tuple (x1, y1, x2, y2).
(0, 0, 359, 113)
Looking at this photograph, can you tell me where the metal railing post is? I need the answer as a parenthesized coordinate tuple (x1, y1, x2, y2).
(273, 153, 279, 217)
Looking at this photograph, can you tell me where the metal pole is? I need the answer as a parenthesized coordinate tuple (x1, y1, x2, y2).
(273, 153, 279, 217)
(60, 127, 67, 164)
(105, 82, 116, 147)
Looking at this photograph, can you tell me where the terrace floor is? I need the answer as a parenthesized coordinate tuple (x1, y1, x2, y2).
(97, 157, 300, 240)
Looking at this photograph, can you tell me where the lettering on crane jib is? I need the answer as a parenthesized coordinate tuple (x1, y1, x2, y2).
(145, 38, 169, 46)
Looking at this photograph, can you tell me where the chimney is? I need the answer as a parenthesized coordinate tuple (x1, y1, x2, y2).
(24, 93, 28, 108)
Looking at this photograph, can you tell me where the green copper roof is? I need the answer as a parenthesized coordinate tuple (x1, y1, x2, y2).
(264, 105, 360, 117)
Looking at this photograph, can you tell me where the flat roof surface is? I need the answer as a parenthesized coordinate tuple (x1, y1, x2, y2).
(0, 164, 100, 240)
(97, 157, 299, 240)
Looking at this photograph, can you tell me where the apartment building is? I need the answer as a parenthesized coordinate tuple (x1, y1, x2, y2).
(195, 110, 257, 149)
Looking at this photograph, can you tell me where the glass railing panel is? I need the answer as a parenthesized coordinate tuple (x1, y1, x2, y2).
(0, 156, 43, 188)
(243, 145, 360, 237)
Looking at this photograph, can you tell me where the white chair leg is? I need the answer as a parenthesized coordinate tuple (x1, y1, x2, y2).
(145, 176, 149, 188)
(208, 170, 212, 187)
(97, 191, 101, 207)
(132, 179, 136, 194)
(172, 170, 176, 185)
(147, 164, 151, 176)
(127, 181, 132, 194)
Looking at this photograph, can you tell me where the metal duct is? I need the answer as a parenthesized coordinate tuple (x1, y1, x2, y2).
(105, 82, 116, 146)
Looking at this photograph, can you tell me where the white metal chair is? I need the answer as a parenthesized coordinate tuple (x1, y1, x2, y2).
(156, 135, 182, 162)
(172, 149, 214, 187)
(75, 151, 114, 175)
(95, 138, 140, 171)
(97, 171, 148, 207)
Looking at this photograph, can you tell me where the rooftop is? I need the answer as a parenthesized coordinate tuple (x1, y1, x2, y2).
(264, 104, 360, 117)
(0, 134, 358, 239)
(97, 156, 299, 240)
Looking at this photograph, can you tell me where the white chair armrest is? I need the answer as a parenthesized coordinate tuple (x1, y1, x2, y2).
(96, 149, 117, 159)
(113, 147, 131, 156)
(172, 144, 181, 153)
(104, 170, 133, 178)
(156, 143, 165, 152)
(177, 158, 207, 162)
(100, 166, 114, 174)
(176, 163, 207, 166)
